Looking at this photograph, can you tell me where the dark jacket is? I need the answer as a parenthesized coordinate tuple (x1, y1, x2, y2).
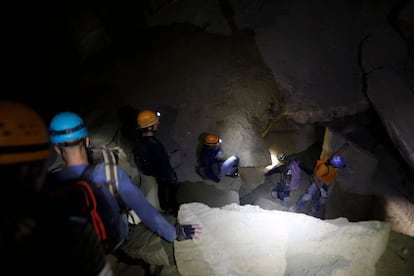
(133, 135, 177, 184)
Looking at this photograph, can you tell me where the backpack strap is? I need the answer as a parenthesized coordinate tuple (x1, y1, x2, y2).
(101, 149, 119, 196)
(107, 161, 140, 225)
(98, 151, 140, 225)
(74, 177, 107, 243)
(48, 167, 108, 244)
(81, 163, 127, 213)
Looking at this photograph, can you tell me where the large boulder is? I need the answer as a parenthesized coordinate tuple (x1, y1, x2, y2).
(175, 203, 390, 276)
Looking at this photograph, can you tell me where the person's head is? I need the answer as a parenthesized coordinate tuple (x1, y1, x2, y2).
(49, 112, 90, 165)
(329, 155, 346, 168)
(0, 100, 50, 192)
(277, 153, 288, 163)
(137, 110, 160, 133)
(204, 134, 221, 147)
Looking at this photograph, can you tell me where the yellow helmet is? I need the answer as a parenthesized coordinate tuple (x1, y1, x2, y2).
(205, 134, 220, 146)
(137, 110, 159, 129)
(0, 100, 50, 165)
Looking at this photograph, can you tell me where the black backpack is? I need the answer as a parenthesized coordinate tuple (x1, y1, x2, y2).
(45, 165, 126, 253)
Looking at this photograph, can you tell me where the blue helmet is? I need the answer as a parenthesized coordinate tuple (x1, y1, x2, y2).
(330, 155, 345, 168)
(49, 112, 88, 144)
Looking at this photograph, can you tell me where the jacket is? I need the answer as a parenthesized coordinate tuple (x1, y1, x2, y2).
(314, 157, 337, 185)
(133, 136, 177, 183)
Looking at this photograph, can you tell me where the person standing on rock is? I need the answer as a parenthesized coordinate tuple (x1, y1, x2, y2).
(133, 110, 180, 215)
(291, 143, 350, 217)
(197, 133, 240, 183)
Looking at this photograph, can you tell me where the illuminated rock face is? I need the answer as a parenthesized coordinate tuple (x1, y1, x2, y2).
(175, 203, 390, 276)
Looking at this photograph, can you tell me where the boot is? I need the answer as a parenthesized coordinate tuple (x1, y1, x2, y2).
(225, 167, 239, 178)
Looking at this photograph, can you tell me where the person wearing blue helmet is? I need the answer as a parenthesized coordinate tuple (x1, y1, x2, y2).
(291, 143, 349, 218)
(49, 111, 89, 145)
(0, 102, 114, 275)
(46, 111, 202, 267)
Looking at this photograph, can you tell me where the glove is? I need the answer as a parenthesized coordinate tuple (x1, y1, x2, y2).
(175, 224, 196, 241)
(320, 188, 328, 198)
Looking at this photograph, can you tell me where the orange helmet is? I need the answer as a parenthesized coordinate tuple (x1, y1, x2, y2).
(137, 110, 159, 129)
(205, 134, 220, 146)
(0, 100, 50, 165)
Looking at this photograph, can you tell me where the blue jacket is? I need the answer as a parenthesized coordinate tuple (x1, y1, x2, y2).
(53, 163, 177, 242)
(199, 144, 223, 183)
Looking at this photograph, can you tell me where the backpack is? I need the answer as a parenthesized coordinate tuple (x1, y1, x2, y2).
(88, 145, 140, 225)
(45, 165, 125, 253)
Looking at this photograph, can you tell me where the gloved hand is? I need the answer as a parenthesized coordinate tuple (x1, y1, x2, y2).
(320, 188, 328, 198)
(175, 224, 196, 241)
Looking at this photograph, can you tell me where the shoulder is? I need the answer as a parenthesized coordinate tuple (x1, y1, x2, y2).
(138, 136, 160, 146)
(150, 137, 164, 147)
(201, 144, 210, 150)
(135, 135, 151, 145)
(84, 163, 108, 183)
(90, 162, 105, 172)
(201, 145, 212, 151)
(53, 165, 89, 180)
(314, 158, 329, 172)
